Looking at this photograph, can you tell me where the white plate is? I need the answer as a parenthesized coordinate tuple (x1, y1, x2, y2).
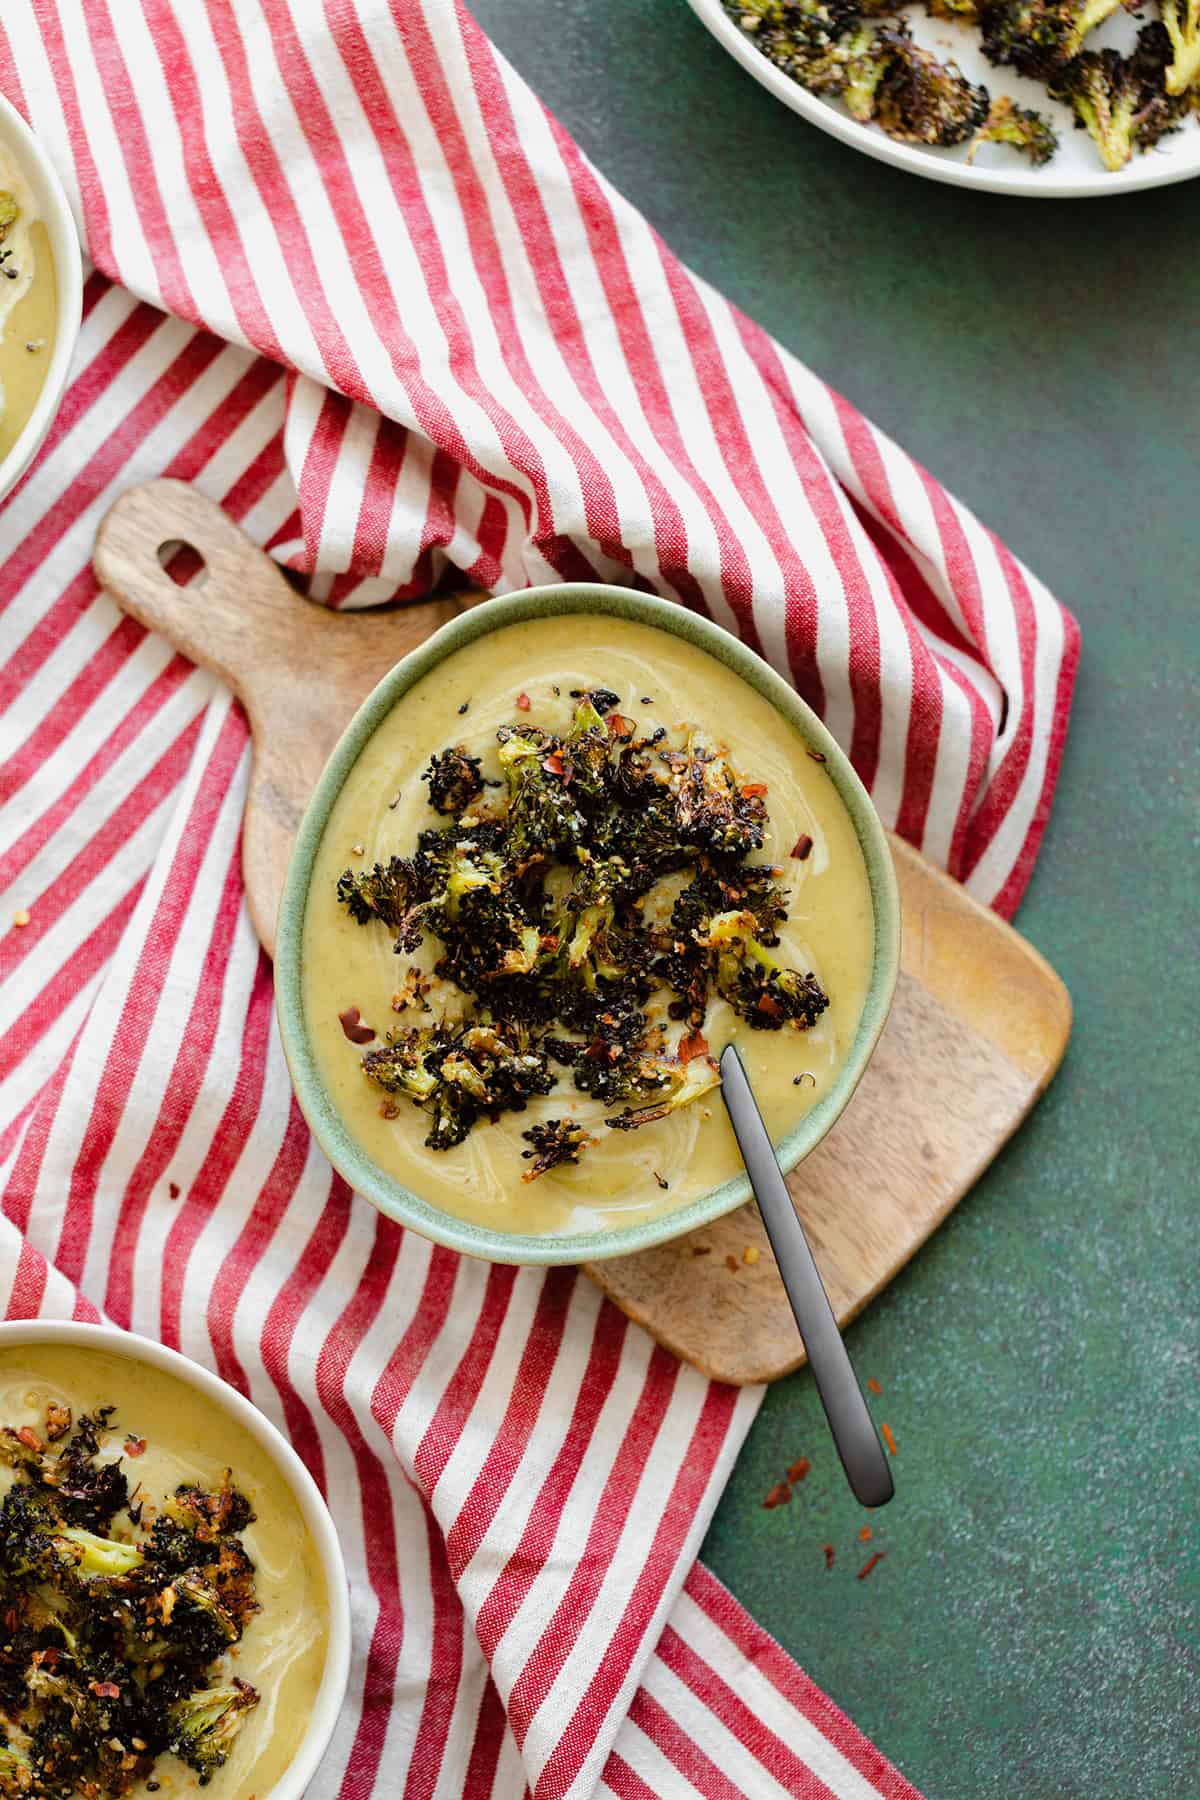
(686, 0, 1200, 196)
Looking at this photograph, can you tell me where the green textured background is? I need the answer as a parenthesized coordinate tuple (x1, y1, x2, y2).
(471, 5, 1198, 1795)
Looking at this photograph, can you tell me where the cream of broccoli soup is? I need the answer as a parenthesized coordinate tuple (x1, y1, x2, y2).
(0, 145, 56, 466)
(302, 613, 875, 1238)
(0, 1344, 328, 1799)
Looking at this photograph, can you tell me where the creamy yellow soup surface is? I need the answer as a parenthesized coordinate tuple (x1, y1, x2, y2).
(0, 144, 57, 465)
(0, 1345, 328, 1800)
(303, 614, 875, 1237)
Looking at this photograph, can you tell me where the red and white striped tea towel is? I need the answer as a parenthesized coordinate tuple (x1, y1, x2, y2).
(0, 2, 1077, 1795)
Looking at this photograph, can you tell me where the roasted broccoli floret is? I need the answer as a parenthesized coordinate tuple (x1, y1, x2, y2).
(336, 855, 424, 942)
(363, 1020, 554, 1150)
(422, 744, 485, 815)
(1050, 34, 1185, 167)
(604, 1057, 722, 1131)
(56, 1526, 144, 1580)
(564, 698, 615, 809)
(736, 7, 892, 114)
(969, 94, 1060, 161)
(701, 911, 831, 1029)
(520, 1118, 591, 1180)
(980, 0, 1123, 78)
(167, 1679, 259, 1781)
(658, 859, 791, 1025)
(166, 1474, 254, 1542)
(874, 25, 991, 143)
(362, 1023, 452, 1102)
(0, 1486, 76, 1584)
(497, 727, 589, 864)
(1159, 0, 1200, 91)
(0, 1739, 36, 1798)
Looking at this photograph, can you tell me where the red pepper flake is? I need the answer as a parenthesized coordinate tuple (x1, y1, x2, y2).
(867, 1377, 882, 1395)
(741, 782, 768, 798)
(881, 1423, 897, 1456)
(755, 994, 782, 1019)
(790, 834, 813, 861)
(786, 1457, 810, 1484)
(515, 691, 531, 711)
(123, 1436, 147, 1459)
(724, 1254, 740, 1273)
(807, 749, 827, 764)
(542, 752, 566, 778)
(606, 713, 636, 741)
(762, 1481, 792, 1510)
(168, 1181, 181, 1200)
(337, 1006, 375, 1045)
(677, 1028, 709, 1064)
(857, 1551, 886, 1580)
(858, 1525, 872, 1541)
(691, 1245, 712, 1257)
(823, 1543, 835, 1571)
(16, 1426, 43, 1453)
(90, 1680, 121, 1699)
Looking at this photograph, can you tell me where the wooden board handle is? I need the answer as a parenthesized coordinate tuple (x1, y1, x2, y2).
(94, 480, 470, 953)
(94, 479, 317, 680)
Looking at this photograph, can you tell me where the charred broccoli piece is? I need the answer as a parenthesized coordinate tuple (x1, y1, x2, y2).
(0, 1740, 37, 1798)
(497, 727, 589, 864)
(980, 0, 1123, 78)
(1050, 34, 1186, 167)
(336, 855, 425, 944)
(520, 1118, 591, 1180)
(658, 859, 791, 1025)
(26, 1667, 154, 1795)
(171, 1569, 242, 1657)
(426, 842, 544, 990)
(874, 26, 991, 144)
(550, 856, 656, 999)
(603, 1057, 722, 1131)
(165, 1474, 254, 1542)
(422, 744, 485, 815)
(56, 1526, 144, 1580)
(362, 1022, 451, 1103)
(727, 0, 891, 114)
(167, 1679, 259, 1781)
(701, 911, 831, 1030)
(969, 95, 1060, 161)
(46, 1411, 129, 1529)
(0, 1486, 77, 1584)
(363, 1020, 554, 1150)
(564, 697, 616, 808)
(1160, 0, 1200, 91)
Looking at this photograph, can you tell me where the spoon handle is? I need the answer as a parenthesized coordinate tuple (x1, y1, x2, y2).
(719, 1046, 893, 1508)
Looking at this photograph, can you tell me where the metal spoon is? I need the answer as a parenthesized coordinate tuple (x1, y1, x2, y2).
(719, 1044, 893, 1508)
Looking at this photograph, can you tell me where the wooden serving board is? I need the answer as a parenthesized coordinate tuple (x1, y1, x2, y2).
(94, 481, 1071, 1386)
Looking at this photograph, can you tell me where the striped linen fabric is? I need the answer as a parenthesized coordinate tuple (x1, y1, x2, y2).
(0, 2, 1076, 1795)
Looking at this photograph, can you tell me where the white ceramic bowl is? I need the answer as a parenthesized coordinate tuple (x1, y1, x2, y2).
(0, 93, 83, 503)
(0, 1320, 351, 1800)
(686, 0, 1200, 198)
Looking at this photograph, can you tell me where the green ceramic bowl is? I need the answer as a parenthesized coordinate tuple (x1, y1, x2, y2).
(276, 585, 900, 1266)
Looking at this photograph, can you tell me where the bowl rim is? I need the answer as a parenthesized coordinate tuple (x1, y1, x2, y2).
(0, 1319, 351, 1799)
(0, 93, 84, 506)
(276, 583, 900, 1266)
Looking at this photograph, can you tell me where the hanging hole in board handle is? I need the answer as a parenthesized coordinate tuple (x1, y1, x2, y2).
(157, 538, 209, 589)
